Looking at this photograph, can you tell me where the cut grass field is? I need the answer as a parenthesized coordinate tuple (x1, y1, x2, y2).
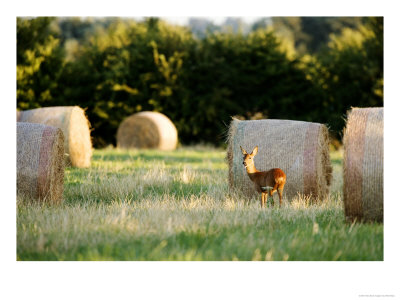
(17, 146, 383, 260)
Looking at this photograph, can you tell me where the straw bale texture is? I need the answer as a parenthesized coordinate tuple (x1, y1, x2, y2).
(227, 118, 332, 201)
(17, 106, 92, 167)
(343, 107, 383, 222)
(17, 122, 65, 204)
(117, 111, 178, 150)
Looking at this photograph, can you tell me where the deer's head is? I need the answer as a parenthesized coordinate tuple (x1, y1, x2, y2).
(240, 146, 258, 168)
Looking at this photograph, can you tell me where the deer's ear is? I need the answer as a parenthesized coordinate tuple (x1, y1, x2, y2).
(251, 146, 258, 156)
(240, 146, 247, 155)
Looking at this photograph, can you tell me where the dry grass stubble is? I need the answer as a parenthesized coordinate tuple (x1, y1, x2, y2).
(17, 147, 382, 261)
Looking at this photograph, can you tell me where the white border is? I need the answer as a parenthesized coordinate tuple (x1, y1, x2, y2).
(2, 1, 399, 299)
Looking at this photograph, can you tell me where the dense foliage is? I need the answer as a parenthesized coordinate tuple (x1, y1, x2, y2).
(17, 17, 383, 147)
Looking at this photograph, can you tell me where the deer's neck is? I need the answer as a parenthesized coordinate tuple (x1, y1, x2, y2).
(245, 164, 259, 175)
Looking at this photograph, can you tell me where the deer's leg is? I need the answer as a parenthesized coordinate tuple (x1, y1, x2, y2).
(260, 193, 264, 208)
(278, 183, 285, 207)
(270, 183, 278, 195)
(263, 192, 269, 208)
(278, 189, 283, 207)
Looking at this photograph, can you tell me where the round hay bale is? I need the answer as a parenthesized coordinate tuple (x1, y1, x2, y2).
(343, 107, 383, 222)
(17, 106, 92, 167)
(227, 118, 332, 201)
(117, 111, 178, 150)
(17, 122, 65, 204)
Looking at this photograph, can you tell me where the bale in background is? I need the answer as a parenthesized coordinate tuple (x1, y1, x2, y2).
(17, 106, 92, 167)
(17, 122, 65, 204)
(117, 111, 178, 150)
(227, 118, 332, 201)
(343, 107, 383, 222)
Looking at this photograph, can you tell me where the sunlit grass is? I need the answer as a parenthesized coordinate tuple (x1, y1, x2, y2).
(17, 146, 383, 261)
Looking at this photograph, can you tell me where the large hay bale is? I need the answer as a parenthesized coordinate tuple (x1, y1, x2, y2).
(17, 122, 65, 204)
(343, 107, 383, 222)
(227, 118, 332, 201)
(117, 111, 178, 150)
(17, 106, 92, 167)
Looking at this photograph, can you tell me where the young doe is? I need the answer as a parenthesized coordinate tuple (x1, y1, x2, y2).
(240, 146, 286, 208)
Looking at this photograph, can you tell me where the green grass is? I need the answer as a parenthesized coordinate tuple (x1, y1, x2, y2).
(17, 146, 383, 261)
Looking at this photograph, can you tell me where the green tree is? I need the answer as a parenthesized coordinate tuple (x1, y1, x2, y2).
(303, 17, 383, 136)
(253, 17, 364, 56)
(300, 17, 362, 53)
(17, 17, 64, 109)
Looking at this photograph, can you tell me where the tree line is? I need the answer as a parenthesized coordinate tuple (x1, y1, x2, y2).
(17, 17, 383, 147)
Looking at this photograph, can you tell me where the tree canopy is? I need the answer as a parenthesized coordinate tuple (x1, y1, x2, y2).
(17, 17, 383, 147)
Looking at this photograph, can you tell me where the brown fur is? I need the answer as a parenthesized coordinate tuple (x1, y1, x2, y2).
(240, 146, 286, 208)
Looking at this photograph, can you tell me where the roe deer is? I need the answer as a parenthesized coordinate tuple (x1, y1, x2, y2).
(240, 146, 286, 208)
